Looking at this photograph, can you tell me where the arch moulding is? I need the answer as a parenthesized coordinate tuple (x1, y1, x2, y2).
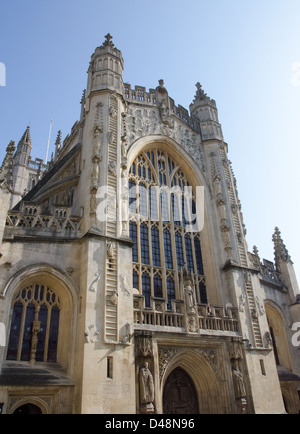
(159, 348, 222, 414)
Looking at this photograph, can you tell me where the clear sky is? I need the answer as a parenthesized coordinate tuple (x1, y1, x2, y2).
(0, 0, 300, 282)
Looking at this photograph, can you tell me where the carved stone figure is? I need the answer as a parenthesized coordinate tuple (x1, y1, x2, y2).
(107, 242, 116, 258)
(30, 320, 41, 364)
(135, 331, 153, 358)
(184, 284, 197, 313)
(93, 126, 102, 156)
(264, 331, 273, 348)
(108, 160, 117, 176)
(139, 362, 155, 413)
(255, 296, 265, 316)
(232, 358, 246, 399)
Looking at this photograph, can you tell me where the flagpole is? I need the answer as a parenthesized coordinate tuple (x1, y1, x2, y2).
(45, 120, 53, 163)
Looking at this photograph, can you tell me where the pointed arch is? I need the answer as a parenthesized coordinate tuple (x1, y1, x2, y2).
(2, 263, 79, 375)
(127, 135, 220, 309)
(161, 349, 222, 414)
(265, 301, 293, 371)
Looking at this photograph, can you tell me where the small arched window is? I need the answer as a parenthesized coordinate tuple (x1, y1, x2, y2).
(7, 284, 61, 363)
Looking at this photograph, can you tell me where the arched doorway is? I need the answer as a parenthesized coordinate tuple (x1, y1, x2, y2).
(13, 403, 43, 414)
(163, 367, 199, 414)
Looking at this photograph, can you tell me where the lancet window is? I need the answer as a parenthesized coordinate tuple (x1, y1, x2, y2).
(129, 149, 207, 309)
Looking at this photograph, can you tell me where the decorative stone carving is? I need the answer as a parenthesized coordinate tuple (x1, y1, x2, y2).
(135, 331, 153, 358)
(107, 241, 116, 258)
(195, 349, 218, 372)
(125, 106, 205, 171)
(88, 269, 102, 292)
(239, 293, 246, 313)
(89, 186, 98, 222)
(110, 290, 118, 305)
(255, 296, 265, 316)
(108, 131, 115, 146)
(109, 106, 117, 119)
(158, 347, 218, 383)
(264, 331, 273, 348)
(181, 265, 199, 333)
(93, 125, 102, 157)
(119, 274, 130, 297)
(121, 136, 128, 168)
(30, 320, 41, 364)
(229, 340, 247, 413)
(158, 348, 180, 382)
(108, 160, 117, 176)
(139, 362, 155, 414)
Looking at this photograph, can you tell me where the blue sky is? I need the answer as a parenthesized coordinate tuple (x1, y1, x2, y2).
(0, 0, 300, 282)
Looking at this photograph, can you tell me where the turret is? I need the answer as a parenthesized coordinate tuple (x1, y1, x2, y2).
(13, 125, 32, 166)
(11, 126, 32, 206)
(0, 141, 15, 244)
(189, 83, 223, 141)
(0, 140, 15, 190)
(78, 34, 127, 235)
(273, 227, 300, 304)
(86, 33, 124, 99)
(54, 130, 62, 160)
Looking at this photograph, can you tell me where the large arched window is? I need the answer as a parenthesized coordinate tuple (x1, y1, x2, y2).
(129, 149, 207, 308)
(7, 284, 61, 363)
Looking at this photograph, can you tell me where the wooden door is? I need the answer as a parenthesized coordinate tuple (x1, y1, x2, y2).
(163, 367, 199, 414)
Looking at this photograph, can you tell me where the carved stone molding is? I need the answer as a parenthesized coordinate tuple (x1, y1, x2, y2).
(158, 347, 218, 382)
(158, 348, 180, 382)
(135, 331, 153, 359)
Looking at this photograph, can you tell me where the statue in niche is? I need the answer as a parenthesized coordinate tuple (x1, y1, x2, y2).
(135, 331, 153, 358)
(231, 358, 246, 399)
(90, 190, 97, 213)
(108, 160, 117, 176)
(93, 125, 102, 156)
(255, 296, 265, 316)
(121, 136, 127, 162)
(184, 283, 197, 314)
(230, 340, 247, 413)
(139, 362, 155, 413)
(91, 159, 99, 184)
(182, 266, 197, 314)
(107, 242, 115, 259)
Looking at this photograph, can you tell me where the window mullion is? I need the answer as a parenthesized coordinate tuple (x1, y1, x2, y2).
(43, 305, 51, 362)
(16, 301, 27, 361)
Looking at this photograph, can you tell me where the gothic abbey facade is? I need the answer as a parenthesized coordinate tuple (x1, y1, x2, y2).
(0, 35, 299, 414)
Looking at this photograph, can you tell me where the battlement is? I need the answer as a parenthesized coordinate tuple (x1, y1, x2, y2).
(124, 83, 201, 132)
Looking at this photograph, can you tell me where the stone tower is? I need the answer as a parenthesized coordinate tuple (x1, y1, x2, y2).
(0, 35, 299, 414)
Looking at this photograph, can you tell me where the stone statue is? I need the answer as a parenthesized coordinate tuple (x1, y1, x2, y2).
(93, 126, 102, 156)
(232, 358, 246, 399)
(139, 362, 155, 406)
(184, 283, 196, 313)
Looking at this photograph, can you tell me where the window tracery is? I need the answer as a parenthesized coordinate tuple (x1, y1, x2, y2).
(129, 148, 207, 308)
(7, 284, 61, 363)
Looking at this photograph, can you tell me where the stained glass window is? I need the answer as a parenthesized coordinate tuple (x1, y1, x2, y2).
(129, 221, 138, 262)
(7, 284, 61, 363)
(154, 274, 163, 298)
(129, 149, 207, 308)
(163, 229, 173, 269)
(140, 223, 150, 265)
(151, 226, 161, 267)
